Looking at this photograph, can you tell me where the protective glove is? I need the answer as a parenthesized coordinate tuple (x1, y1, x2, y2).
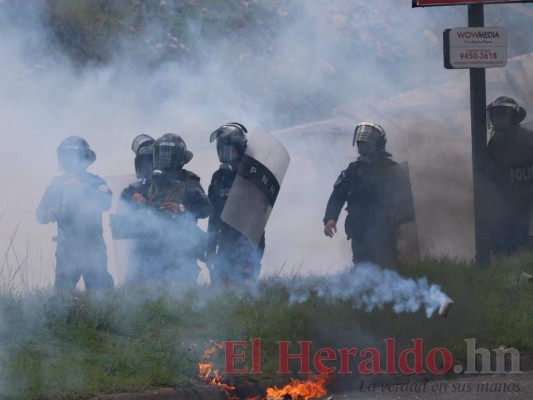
(324, 219, 337, 238)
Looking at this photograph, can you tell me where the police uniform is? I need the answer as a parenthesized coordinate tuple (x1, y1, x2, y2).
(485, 97, 533, 256)
(37, 171, 114, 290)
(145, 168, 211, 283)
(121, 179, 151, 202)
(324, 154, 400, 266)
(207, 166, 265, 284)
(487, 125, 533, 255)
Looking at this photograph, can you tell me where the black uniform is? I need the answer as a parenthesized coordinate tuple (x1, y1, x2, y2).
(324, 154, 400, 266)
(486, 125, 533, 255)
(144, 169, 211, 283)
(37, 171, 114, 290)
(207, 166, 265, 284)
(121, 178, 151, 202)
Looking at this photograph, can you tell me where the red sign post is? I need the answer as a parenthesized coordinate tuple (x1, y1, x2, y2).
(413, 0, 532, 6)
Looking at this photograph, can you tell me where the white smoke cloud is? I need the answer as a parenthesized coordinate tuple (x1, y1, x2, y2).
(0, 1, 532, 289)
(288, 262, 449, 318)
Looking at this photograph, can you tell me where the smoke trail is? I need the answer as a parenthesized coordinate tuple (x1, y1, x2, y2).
(287, 263, 449, 318)
(186, 263, 450, 319)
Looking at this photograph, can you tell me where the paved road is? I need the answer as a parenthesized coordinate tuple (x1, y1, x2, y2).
(92, 372, 532, 399)
(331, 371, 532, 400)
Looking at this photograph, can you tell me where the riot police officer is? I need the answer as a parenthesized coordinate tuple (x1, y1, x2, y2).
(37, 136, 114, 291)
(207, 123, 265, 285)
(145, 133, 211, 283)
(323, 123, 402, 267)
(486, 96, 533, 256)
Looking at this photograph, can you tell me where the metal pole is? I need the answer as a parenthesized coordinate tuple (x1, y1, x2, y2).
(468, 4, 490, 265)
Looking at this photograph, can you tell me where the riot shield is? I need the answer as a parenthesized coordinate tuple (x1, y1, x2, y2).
(221, 129, 290, 247)
(377, 162, 420, 261)
(104, 174, 136, 284)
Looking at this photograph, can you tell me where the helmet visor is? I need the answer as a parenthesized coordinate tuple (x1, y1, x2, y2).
(353, 124, 382, 147)
(217, 143, 241, 163)
(132, 134, 154, 153)
(153, 142, 189, 171)
(153, 143, 174, 171)
(489, 106, 517, 130)
(135, 153, 153, 179)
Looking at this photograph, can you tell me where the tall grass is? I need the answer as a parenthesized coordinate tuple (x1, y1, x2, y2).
(0, 247, 531, 399)
(1, 220, 32, 295)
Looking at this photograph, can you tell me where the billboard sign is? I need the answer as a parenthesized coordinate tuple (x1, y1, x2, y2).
(443, 27, 507, 68)
(414, 0, 532, 6)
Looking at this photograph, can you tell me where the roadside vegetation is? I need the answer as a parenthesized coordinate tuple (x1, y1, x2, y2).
(0, 251, 532, 399)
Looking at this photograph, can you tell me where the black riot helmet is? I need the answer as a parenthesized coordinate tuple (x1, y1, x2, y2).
(57, 135, 96, 173)
(209, 122, 248, 163)
(487, 96, 527, 131)
(152, 133, 193, 173)
(353, 122, 387, 152)
(131, 134, 155, 180)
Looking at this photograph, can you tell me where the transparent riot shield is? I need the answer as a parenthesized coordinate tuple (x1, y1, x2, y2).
(104, 174, 137, 284)
(221, 129, 290, 247)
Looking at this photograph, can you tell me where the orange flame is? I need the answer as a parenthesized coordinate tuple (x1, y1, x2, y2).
(265, 375, 330, 400)
(198, 342, 239, 400)
(198, 343, 331, 400)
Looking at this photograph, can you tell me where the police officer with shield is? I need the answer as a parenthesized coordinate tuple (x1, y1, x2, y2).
(323, 123, 412, 267)
(37, 136, 114, 291)
(486, 96, 533, 256)
(206, 123, 265, 285)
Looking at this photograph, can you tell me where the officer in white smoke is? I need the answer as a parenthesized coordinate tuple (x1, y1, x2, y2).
(323, 123, 410, 267)
(36, 136, 114, 291)
(144, 133, 211, 283)
(206, 123, 265, 286)
(486, 96, 533, 256)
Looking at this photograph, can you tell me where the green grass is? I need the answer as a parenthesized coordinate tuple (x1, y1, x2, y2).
(0, 253, 532, 399)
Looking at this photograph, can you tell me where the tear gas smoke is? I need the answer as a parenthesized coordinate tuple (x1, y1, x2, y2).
(1, 3, 532, 399)
(287, 262, 450, 318)
(0, 1, 532, 288)
(150, 262, 451, 319)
